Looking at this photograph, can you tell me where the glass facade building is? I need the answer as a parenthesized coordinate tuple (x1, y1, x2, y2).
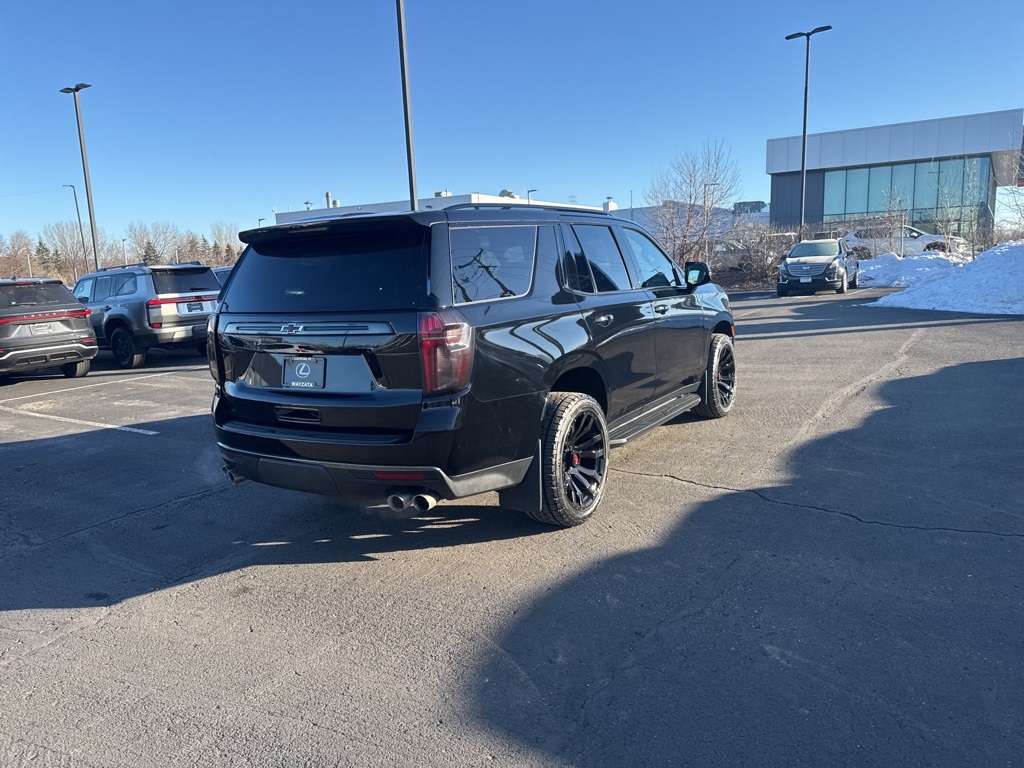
(820, 156, 991, 234)
(766, 110, 1022, 235)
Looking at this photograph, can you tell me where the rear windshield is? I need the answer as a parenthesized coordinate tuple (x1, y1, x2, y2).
(0, 283, 74, 308)
(151, 268, 221, 294)
(223, 224, 428, 313)
(788, 241, 840, 258)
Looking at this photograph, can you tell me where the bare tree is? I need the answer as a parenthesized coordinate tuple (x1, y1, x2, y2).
(208, 222, 243, 266)
(126, 221, 183, 264)
(729, 221, 797, 284)
(42, 221, 90, 282)
(643, 140, 742, 268)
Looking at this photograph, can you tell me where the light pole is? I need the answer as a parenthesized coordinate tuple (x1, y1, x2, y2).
(784, 25, 832, 240)
(258, 218, 266, 227)
(59, 83, 101, 270)
(396, 0, 418, 211)
(121, 238, 128, 265)
(527, 189, 537, 204)
(703, 182, 718, 260)
(63, 184, 92, 273)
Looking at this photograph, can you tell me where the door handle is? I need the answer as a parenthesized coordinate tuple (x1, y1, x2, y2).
(654, 304, 668, 314)
(592, 314, 614, 327)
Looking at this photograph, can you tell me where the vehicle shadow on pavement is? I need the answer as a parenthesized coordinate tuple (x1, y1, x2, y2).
(731, 290, 1016, 342)
(469, 357, 1024, 766)
(0, 415, 550, 613)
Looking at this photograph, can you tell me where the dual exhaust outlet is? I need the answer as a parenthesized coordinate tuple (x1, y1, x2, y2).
(224, 463, 437, 513)
(387, 491, 438, 513)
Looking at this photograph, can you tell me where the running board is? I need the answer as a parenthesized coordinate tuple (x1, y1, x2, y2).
(608, 393, 702, 446)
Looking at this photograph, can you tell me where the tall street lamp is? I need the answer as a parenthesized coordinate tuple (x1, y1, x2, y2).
(703, 181, 718, 260)
(59, 83, 101, 270)
(121, 238, 128, 265)
(396, 0, 418, 211)
(784, 25, 832, 239)
(63, 184, 93, 273)
(527, 189, 537, 204)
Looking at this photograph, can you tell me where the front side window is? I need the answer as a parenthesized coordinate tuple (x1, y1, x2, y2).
(621, 229, 680, 289)
(450, 225, 536, 303)
(73, 278, 94, 302)
(572, 225, 632, 293)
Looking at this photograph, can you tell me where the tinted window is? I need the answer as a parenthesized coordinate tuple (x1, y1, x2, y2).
(450, 225, 536, 303)
(573, 225, 632, 292)
(621, 229, 680, 289)
(223, 223, 427, 313)
(151, 268, 221, 294)
(788, 241, 840, 257)
(561, 225, 595, 293)
(0, 283, 74, 308)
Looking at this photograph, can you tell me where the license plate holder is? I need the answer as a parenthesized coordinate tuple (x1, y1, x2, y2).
(31, 323, 53, 335)
(800, 277, 812, 283)
(185, 301, 204, 312)
(283, 356, 326, 389)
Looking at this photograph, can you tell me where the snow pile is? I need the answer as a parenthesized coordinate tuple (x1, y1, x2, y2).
(871, 241, 1024, 315)
(859, 251, 961, 288)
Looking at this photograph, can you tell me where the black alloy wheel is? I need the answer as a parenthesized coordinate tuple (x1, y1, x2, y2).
(695, 333, 736, 419)
(531, 392, 609, 527)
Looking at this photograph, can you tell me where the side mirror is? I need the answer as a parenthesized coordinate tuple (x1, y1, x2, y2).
(684, 261, 712, 288)
(77, 296, 88, 305)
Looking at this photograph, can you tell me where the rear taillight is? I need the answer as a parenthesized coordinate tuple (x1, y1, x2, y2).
(0, 308, 90, 324)
(207, 314, 220, 382)
(418, 310, 473, 396)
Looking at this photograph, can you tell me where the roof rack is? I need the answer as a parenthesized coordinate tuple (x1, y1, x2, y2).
(442, 202, 610, 215)
(95, 262, 147, 271)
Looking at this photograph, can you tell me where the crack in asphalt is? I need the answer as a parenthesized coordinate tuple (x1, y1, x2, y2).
(612, 467, 1024, 540)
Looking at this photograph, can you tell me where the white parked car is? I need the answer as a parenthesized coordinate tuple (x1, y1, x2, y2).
(843, 225, 966, 257)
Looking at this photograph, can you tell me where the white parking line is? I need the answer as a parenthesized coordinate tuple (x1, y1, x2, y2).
(0, 368, 204, 405)
(0, 405, 159, 435)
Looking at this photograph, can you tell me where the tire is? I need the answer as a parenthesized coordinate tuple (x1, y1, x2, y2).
(60, 360, 91, 378)
(924, 242, 947, 252)
(196, 342, 208, 356)
(528, 392, 609, 528)
(850, 269, 859, 289)
(835, 272, 848, 294)
(776, 288, 788, 298)
(694, 333, 736, 419)
(110, 327, 147, 369)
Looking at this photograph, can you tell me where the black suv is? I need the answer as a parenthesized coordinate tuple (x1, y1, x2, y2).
(210, 205, 736, 526)
(0, 277, 98, 380)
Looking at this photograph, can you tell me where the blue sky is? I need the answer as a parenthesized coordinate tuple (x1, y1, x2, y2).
(1, 0, 1020, 241)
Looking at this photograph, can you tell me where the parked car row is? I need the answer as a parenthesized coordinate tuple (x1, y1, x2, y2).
(843, 226, 966, 258)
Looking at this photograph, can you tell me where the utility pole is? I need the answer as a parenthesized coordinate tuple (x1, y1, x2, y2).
(396, 0, 418, 211)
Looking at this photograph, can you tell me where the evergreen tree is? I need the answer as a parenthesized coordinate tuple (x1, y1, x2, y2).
(142, 239, 159, 265)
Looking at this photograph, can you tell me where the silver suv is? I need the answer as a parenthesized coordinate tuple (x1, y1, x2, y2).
(73, 262, 221, 368)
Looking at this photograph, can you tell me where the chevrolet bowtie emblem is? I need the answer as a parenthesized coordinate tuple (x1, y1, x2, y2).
(280, 323, 304, 334)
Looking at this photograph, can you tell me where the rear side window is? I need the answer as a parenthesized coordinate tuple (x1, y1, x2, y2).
(223, 224, 428, 313)
(573, 225, 633, 292)
(450, 225, 536, 303)
(0, 283, 75, 308)
(151, 268, 221, 295)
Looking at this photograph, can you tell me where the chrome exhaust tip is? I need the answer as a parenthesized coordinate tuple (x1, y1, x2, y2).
(411, 493, 438, 512)
(387, 492, 414, 512)
(222, 465, 247, 485)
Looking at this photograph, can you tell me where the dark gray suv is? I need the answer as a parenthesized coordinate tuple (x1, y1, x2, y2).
(74, 263, 221, 368)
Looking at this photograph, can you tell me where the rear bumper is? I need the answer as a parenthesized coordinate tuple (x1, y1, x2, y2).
(136, 323, 207, 349)
(217, 443, 532, 499)
(0, 341, 98, 374)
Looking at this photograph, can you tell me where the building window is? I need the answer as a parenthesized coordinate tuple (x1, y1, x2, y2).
(868, 165, 892, 213)
(914, 161, 939, 210)
(823, 171, 846, 218)
(891, 164, 915, 210)
(845, 168, 869, 215)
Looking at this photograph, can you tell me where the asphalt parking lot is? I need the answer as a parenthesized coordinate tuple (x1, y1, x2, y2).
(1, 286, 1023, 767)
